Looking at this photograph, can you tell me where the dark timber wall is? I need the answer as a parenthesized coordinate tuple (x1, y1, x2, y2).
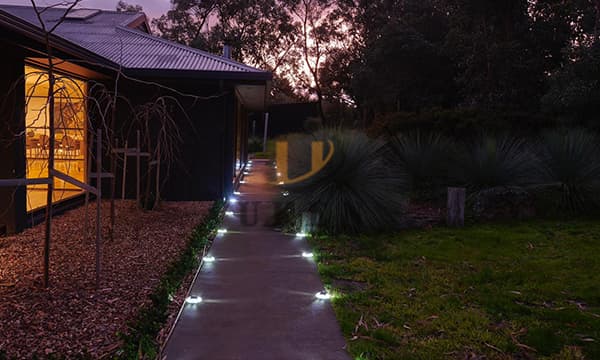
(0, 39, 26, 234)
(109, 78, 240, 202)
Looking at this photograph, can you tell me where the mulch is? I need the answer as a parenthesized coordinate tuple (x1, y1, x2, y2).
(0, 200, 211, 358)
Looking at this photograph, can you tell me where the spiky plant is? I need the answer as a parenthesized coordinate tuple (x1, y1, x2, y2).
(390, 131, 456, 199)
(283, 129, 407, 234)
(458, 136, 540, 192)
(537, 129, 600, 212)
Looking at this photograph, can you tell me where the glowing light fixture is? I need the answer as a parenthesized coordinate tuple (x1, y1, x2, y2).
(249, 160, 253, 164)
(302, 251, 314, 258)
(315, 290, 332, 300)
(278, 181, 284, 185)
(282, 191, 289, 197)
(277, 172, 282, 177)
(240, 180, 247, 184)
(225, 211, 234, 216)
(185, 295, 203, 304)
(203, 255, 216, 263)
(296, 232, 308, 238)
(229, 197, 238, 204)
(217, 228, 228, 234)
(233, 191, 241, 195)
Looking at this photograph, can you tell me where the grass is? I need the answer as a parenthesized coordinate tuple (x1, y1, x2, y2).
(311, 220, 600, 359)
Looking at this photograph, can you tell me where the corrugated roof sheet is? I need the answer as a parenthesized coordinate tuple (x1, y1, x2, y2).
(0, 5, 269, 76)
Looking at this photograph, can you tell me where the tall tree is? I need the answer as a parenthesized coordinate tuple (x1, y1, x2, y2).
(153, 0, 303, 101)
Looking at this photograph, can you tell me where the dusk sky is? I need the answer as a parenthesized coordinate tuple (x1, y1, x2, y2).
(0, 0, 170, 19)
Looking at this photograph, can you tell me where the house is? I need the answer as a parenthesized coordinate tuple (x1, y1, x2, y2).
(0, 5, 271, 234)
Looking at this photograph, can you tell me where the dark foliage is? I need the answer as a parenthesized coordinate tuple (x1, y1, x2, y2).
(283, 129, 407, 234)
(537, 128, 600, 213)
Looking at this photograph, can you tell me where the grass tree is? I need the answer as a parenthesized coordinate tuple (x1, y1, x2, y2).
(390, 131, 456, 200)
(537, 128, 600, 212)
(458, 136, 541, 193)
(283, 129, 407, 234)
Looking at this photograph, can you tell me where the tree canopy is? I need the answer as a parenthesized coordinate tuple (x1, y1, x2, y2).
(152, 0, 600, 127)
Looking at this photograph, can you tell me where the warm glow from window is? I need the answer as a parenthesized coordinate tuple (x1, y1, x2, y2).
(24, 65, 87, 211)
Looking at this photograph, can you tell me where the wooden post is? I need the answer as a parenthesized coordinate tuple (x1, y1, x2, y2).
(121, 140, 127, 200)
(96, 129, 102, 288)
(84, 130, 94, 240)
(447, 187, 466, 227)
(154, 140, 161, 210)
(110, 138, 117, 241)
(136, 130, 140, 208)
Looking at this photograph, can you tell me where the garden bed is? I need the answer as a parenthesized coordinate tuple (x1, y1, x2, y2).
(312, 220, 600, 359)
(0, 200, 211, 358)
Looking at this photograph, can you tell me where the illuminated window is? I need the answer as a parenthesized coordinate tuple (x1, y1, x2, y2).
(24, 65, 87, 211)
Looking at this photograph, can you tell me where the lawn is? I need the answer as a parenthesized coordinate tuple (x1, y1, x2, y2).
(311, 220, 600, 359)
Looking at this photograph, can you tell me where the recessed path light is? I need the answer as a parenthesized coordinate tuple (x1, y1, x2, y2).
(203, 255, 216, 263)
(185, 295, 203, 304)
(233, 191, 241, 195)
(296, 232, 308, 238)
(229, 197, 238, 204)
(225, 211, 234, 216)
(315, 290, 332, 300)
(302, 251, 314, 258)
(278, 181, 284, 185)
(217, 228, 228, 234)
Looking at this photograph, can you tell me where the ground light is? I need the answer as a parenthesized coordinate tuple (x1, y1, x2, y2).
(315, 290, 332, 300)
(302, 251, 314, 258)
(282, 191, 289, 197)
(225, 211, 234, 216)
(229, 197, 238, 204)
(278, 181, 284, 185)
(185, 295, 203, 304)
(296, 232, 308, 238)
(217, 228, 228, 234)
(202, 255, 216, 263)
(240, 180, 247, 184)
(233, 191, 241, 195)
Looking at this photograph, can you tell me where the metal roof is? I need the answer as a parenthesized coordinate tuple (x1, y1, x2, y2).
(0, 5, 271, 79)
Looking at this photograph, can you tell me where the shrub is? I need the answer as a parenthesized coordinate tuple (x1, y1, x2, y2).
(536, 128, 600, 212)
(457, 136, 541, 192)
(283, 129, 407, 234)
(389, 131, 456, 200)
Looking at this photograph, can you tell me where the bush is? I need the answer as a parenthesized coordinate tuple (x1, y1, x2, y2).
(283, 129, 407, 234)
(457, 136, 541, 193)
(389, 131, 456, 200)
(248, 136, 263, 153)
(536, 128, 600, 213)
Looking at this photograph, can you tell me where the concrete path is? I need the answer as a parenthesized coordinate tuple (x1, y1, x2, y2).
(164, 160, 349, 360)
